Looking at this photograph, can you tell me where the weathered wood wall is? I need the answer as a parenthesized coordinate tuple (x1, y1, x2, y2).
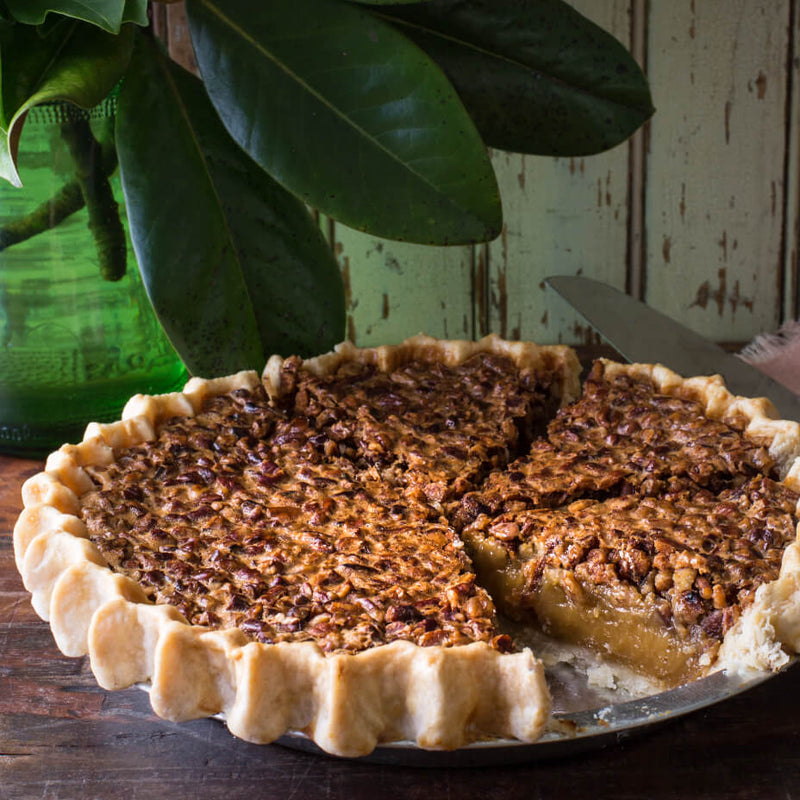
(160, 0, 800, 348)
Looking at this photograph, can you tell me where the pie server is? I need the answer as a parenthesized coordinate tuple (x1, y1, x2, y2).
(545, 275, 800, 422)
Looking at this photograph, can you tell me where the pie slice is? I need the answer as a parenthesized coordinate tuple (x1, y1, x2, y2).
(267, 337, 576, 507)
(547, 361, 777, 492)
(462, 359, 800, 685)
(458, 360, 778, 528)
(11, 336, 800, 758)
(464, 477, 799, 685)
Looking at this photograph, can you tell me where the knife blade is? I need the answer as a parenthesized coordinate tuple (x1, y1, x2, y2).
(545, 275, 800, 422)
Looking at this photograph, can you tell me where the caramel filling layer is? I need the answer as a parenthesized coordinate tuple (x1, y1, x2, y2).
(464, 477, 798, 686)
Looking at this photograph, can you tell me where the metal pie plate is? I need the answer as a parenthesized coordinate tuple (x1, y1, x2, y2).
(139, 640, 800, 768)
(271, 657, 792, 766)
(137, 636, 794, 766)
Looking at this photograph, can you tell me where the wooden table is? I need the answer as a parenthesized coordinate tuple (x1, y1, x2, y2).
(3, 452, 800, 800)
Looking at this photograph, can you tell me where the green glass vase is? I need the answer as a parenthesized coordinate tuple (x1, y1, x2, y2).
(0, 96, 187, 456)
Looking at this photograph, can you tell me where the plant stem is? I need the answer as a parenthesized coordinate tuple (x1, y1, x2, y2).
(60, 117, 127, 282)
(0, 180, 84, 251)
(0, 137, 119, 255)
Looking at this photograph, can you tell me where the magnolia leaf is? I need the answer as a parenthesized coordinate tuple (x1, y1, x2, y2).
(0, 20, 133, 186)
(373, 0, 654, 156)
(186, 0, 502, 245)
(116, 32, 346, 376)
(4, 0, 147, 32)
(122, 0, 149, 25)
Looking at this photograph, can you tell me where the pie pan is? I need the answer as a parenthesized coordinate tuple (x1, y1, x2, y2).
(277, 661, 795, 766)
(168, 657, 792, 767)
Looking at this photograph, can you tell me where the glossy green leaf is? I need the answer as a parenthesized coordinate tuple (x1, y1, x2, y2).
(372, 0, 654, 156)
(122, 0, 148, 25)
(0, 20, 133, 186)
(4, 0, 147, 32)
(116, 32, 346, 376)
(186, 0, 501, 245)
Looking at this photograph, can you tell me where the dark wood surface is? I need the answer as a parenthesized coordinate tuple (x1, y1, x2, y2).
(3, 452, 800, 800)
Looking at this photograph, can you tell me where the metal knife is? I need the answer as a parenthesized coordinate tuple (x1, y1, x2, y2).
(545, 275, 800, 422)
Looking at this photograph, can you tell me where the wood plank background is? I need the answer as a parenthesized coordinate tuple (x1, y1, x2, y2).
(158, 0, 800, 348)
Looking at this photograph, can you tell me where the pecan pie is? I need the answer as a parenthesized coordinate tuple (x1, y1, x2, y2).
(463, 477, 799, 685)
(12, 335, 800, 757)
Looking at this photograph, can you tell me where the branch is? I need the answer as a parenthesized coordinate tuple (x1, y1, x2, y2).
(0, 134, 121, 271)
(60, 116, 127, 281)
(0, 180, 84, 251)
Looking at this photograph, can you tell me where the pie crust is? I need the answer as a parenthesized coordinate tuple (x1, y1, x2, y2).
(12, 335, 800, 757)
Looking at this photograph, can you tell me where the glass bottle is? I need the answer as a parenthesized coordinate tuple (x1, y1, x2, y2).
(0, 94, 188, 456)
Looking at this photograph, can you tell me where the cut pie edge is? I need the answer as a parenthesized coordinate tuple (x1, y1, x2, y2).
(573, 359, 800, 678)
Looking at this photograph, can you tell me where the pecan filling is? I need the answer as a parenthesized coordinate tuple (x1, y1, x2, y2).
(547, 366, 776, 490)
(458, 364, 777, 526)
(82, 354, 547, 655)
(79, 354, 799, 684)
(276, 353, 559, 505)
